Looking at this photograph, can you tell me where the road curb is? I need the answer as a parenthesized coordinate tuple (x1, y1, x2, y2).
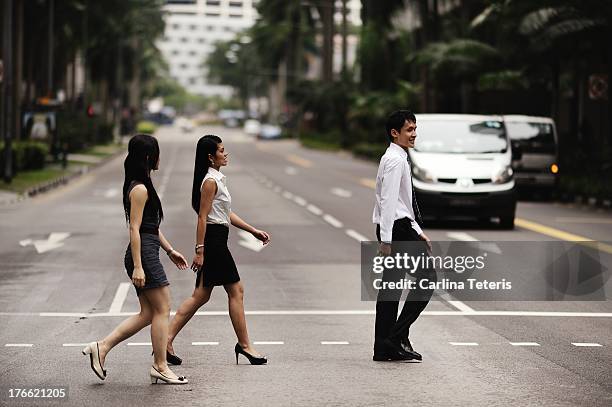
(0, 147, 126, 206)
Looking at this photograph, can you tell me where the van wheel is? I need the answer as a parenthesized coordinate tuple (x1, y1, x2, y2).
(499, 215, 515, 230)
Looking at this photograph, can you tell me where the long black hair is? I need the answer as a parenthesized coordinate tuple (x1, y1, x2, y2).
(122, 134, 164, 222)
(192, 134, 222, 214)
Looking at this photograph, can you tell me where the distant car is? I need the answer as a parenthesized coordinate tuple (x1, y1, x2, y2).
(244, 119, 261, 137)
(258, 124, 282, 140)
(503, 115, 559, 192)
(176, 117, 195, 133)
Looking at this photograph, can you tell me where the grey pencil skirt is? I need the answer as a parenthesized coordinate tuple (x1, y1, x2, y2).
(124, 232, 169, 296)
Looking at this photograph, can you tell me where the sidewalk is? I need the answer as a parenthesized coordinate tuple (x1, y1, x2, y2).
(0, 190, 20, 205)
(0, 142, 126, 205)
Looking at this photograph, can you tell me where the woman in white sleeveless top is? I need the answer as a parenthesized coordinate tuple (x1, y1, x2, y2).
(166, 135, 270, 365)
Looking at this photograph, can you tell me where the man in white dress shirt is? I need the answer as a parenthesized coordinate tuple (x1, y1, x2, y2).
(372, 110, 435, 362)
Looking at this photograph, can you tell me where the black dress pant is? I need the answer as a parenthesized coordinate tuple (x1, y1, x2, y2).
(374, 218, 436, 354)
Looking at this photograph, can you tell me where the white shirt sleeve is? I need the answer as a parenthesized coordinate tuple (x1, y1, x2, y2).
(379, 157, 403, 243)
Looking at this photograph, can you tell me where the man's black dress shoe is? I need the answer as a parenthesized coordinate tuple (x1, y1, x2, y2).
(400, 338, 422, 361)
(383, 338, 419, 360)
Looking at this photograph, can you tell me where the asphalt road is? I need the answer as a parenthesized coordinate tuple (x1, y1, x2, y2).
(0, 124, 610, 406)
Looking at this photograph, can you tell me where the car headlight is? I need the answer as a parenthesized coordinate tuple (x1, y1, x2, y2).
(492, 166, 513, 184)
(412, 165, 436, 183)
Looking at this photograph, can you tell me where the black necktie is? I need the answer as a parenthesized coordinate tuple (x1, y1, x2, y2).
(407, 155, 424, 227)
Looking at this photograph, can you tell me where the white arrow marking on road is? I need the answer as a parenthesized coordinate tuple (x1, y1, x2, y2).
(285, 166, 298, 175)
(20, 233, 71, 254)
(331, 187, 352, 198)
(237, 230, 266, 252)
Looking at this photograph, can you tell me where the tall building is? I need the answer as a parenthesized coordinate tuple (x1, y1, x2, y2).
(158, 0, 362, 98)
(157, 0, 259, 97)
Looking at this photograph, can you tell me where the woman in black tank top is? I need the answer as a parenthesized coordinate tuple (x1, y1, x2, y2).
(82, 134, 190, 385)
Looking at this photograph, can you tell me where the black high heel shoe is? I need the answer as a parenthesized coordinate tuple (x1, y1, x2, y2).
(151, 350, 182, 366)
(235, 343, 267, 365)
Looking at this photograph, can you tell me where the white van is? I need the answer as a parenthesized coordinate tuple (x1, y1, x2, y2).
(503, 115, 559, 191)
(410, 114, 517, 229)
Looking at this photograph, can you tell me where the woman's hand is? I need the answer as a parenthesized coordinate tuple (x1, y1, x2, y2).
(252, 229, 271, 245)
(169, 250, 189, 270)
(191, 251, 204, 272)
(132, 267, 146, 288)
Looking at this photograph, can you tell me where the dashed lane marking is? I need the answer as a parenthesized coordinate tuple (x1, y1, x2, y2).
(449, 342, 479, 346)
(322, 214, 343, 228)
(571, 343, 603, 347)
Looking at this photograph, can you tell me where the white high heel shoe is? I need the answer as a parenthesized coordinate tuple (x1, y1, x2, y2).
(150, 366, 188, 384)
(82, 341, 106, 380)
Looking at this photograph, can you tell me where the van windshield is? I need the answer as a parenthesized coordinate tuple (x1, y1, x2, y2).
(415, 120, 508, 154)
(505, 122, 555, 153)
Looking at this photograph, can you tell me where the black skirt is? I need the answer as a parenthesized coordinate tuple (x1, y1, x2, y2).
(125, 233, 169, 296)
(196, 223, 240, 287)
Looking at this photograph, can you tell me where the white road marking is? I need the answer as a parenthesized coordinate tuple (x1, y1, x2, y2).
(63, 343, 89, 347)
(109, 283, 131, 314)
(192, 342, 219, 346)
(1, 310, 609, 318)
(510, 342, 540, 347)
(282, 191, 294, 200)
(447, 232, 478, 241)
(323, 214, 343, 228)
(127, 342, 152, 346)
(330, 187, 352, 198)
(307, 204, 323, 215)
(345, 229, 368, 242)
(104, 188, 119, 198)
(273, 186, 282, 193)
(253, 341, 284, 345)
(5, 344, 33, 347)
(293, 196, 307, 206)
(20, 232, 71, 254)
(571, 342, 603, 347)
(449, 342, 479, 346)
(285, 166, 298, 175)
(158, 147, 179, 199)
(446, 232, 502, 254)
(321, 341, 349, 345)
(237, 230, 266, 252)
(445, 301, 476, 313)
(265, 181, 274, 188)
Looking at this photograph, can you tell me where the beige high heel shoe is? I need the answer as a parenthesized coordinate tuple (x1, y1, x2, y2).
(150, 366, 188, 384)
(82, 342, 106, 380)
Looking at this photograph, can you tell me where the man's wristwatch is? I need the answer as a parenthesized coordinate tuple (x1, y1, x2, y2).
(195, 244, 204, 253)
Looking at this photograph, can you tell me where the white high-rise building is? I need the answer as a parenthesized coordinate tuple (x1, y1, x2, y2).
(157, 0, 259, 97)
(157, 0, 362, 98)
